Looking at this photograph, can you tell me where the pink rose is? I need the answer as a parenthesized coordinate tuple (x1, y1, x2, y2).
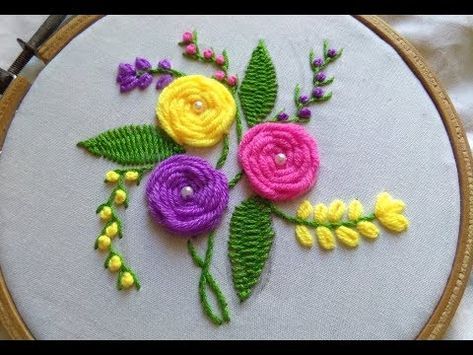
(182, 31, 193, 44)
(185, 44, 197, 55)
(203, 48, 214, 60)
(214, 70, 225, 81)
(215, 54, 225, 66)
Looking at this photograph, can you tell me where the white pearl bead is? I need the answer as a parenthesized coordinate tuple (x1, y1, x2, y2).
(275, 153, 287, 165)
(180, 186, 194, 198)
(193, 100, 204, 111)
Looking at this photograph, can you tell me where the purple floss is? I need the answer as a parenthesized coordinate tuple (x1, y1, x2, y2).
(116, 63, 135, 83)
(315, 72, 326, 82)
(119, 75, 139, 92)
(312, 87, 324, 98)
(277, 112, 289, 121)
(313, 57, 323, 67)
(135, 57, 152, 70)
(156, 74, 174, 90)
(327, 48, 337, 58)
(298, 107, 312, 119)
(158, 59, 172, 70)
(146, 155, 229, 237)
(299, 95, 309, 104)
(137, 73, 153, 89)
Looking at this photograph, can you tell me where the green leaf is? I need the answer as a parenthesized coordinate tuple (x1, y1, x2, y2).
(77, 124, 184, 166)
(228, 197, 275, 302)
(238, 40, 278, 127)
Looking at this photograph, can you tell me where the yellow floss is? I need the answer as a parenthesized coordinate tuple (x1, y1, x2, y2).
(313, 203, 328, 223)
(357, 221, 379, 239)
(156, 75, 236, 147)
(120, 272, 135, 289)
(295, 225, 314, 248)
(105, 170, 120, 183)
(348, 200, 363, 221)
(335, 226, 359, 248)
(328, 200, 345, 222)
(296, 200, 313, 219)
(316, 226, 336, 250)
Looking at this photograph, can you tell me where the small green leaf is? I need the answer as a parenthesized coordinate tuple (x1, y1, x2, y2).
(77, 124, 185, 166)
(228, 197, 275, 302)
(238, 40, 278, 127)
(316, 76, 335, 87)
(294, 84, 301, 109)
(323, 39, 329, 60)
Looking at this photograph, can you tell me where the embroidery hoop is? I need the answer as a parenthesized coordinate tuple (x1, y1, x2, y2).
(0, 15, 471, 340)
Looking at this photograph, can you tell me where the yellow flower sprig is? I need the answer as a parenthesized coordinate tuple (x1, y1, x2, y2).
(271, 192, 409, 250)
(93, 166, 152, 290)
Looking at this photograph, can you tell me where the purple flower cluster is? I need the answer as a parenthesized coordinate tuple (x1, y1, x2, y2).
(116, 57, 175, 93)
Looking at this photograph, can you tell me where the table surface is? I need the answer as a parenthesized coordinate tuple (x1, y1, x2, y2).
(0, 15, 471, 340)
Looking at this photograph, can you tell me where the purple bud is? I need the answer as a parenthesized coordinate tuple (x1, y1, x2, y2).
(299, 95, 309, 104)
(327, 49, 337, 58)
(315, 72, 326, 82)
(156, 74, 174, 90)
(120, 76, 139, 93)
(158, 59, 172, 70)
(277, 112, 289, 121)
(313, 57, 323, 67)
(312, 87, 324, 98)
(298, 107, 311, 119)
(137, 73, 153, 89)
(117, 63, 135, 83)
(135, 57, 152, 71)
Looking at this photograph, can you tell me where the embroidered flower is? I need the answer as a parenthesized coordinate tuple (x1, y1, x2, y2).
(156, 75, 236, 147)
(146, 155, 229, 236)
(116, 57, 153, 92)
(238, 123, 319, 201)
(156, 74, 174, 90)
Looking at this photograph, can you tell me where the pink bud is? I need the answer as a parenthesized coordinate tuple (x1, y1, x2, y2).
(182, 31, 193, 44)
(203, 48, 214, 60)
(227, 74, 238, 87)
(185, 44, 197, 55)
(214, 71, 225, 81)
(215, 54, 225, 66)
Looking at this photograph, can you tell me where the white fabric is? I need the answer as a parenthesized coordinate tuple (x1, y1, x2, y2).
(0, 15, 469, 339)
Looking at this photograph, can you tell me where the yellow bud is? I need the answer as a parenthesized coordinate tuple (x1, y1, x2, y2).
(375, 192, 405, 218)
(335, 226, 359, 248)
(328, 200, 345, 222)
(357, 221, 379, 239)
(296, 200, 313, 219)
(314, 203, 328, 223)
(114, 189, 127, 205)
(295, 225, 314, 248)
(99, 206, 112, 221)
(348, 200, 363, 221)
(124, 171, 139, 182)
(316, 226, 336, 250)
(378, 214, 409, 233)
(120, 272, 135, 289)
(105, 170, 120, 183)
(97, 235, 111, 251)
(105, 222, 119, 238)
(108, 255, 122, 272)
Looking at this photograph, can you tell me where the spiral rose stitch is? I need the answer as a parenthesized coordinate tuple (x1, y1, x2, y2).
(156, 75, 236, 147)
(146, 155, 229, 236)
(238, 123, 320, 201)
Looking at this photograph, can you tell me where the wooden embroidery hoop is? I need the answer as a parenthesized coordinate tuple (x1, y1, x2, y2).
(0, 15, 471, 340)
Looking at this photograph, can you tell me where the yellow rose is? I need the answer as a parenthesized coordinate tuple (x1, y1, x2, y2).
(156, 75, 236, 147)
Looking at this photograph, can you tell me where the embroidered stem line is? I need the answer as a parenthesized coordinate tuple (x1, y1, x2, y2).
(228, 171, 244, 189)
(270, 205, 375, 229)
(272, 40, 342, 123)
(146, 67, 186, 77)
(216, 135, 230, 170)
(187, 232, 230, 326)
(94, 167, 152, 290)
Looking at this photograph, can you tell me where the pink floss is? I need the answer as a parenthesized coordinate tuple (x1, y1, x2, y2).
(227, 75, 237, 86)
(203, 48, 214, 59)
(215, 54, 225, 66)
(238, 123, 320, 201)
(214, 70, 226, 81)
(182, 31, 193, 43)
(185, 44, 197, 55)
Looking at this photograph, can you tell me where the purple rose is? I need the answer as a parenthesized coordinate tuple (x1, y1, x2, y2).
(297, 107, 312, 119)
(146, 155, 229, 237)
(135, 57, 151, 71)
(315, 72, 326, 82)
(312, 87, 324, 98)
(116, 63, 135, 83)
(156, 74, 174, 90)
(158, 59, 172, 70)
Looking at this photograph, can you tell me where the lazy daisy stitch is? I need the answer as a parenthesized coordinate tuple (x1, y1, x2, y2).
(77, 30, 409, 325)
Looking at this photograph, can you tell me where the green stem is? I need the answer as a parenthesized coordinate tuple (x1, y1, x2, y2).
(270, 204, 375, 229)
(215, 135, 229, 170)
(235, 97, 243, 143)
(147, 67, 186, 77)
(228, 171, 244, 189)
(187, 234, 230, 325)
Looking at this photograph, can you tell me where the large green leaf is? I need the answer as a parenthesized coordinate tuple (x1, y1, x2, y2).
(228, 196, 275, 302)
(238, 40, 278, 127)
(77, 124, 184, 165)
